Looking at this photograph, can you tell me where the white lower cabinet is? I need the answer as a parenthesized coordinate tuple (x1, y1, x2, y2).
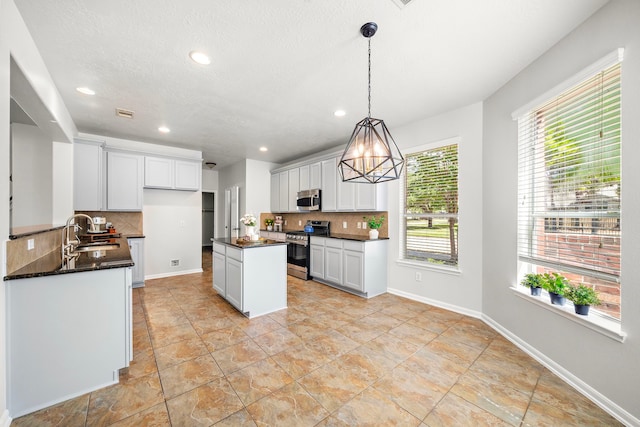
(213, 244, 226, 295)
(128, 238, 145, 288)
(312, 238, 387, 298)
(309, 237, 325, 279)
(212, 241, 287, 318)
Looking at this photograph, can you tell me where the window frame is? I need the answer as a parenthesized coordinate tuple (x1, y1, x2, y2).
(398, 137, 461, 273)
(513, 49, 624, 326)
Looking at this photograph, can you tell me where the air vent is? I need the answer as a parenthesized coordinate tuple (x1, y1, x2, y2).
(115, 108, 134, 119)
(390, 0, 413, 8)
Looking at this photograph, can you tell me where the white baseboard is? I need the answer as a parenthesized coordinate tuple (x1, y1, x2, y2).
(482, 314, 640, 427)
(144, 268, 203, 280)
(386, 287, 483, 319)
(0, 410, 11, 427)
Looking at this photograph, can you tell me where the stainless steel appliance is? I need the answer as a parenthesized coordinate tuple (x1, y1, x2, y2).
(296, 189, 321, 212)
(286, 220, 330, 280)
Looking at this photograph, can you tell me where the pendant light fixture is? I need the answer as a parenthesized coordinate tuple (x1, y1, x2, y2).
(339, 22, 404, 184)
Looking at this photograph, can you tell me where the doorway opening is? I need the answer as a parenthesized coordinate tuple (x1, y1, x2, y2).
(202, 192, 215, 247)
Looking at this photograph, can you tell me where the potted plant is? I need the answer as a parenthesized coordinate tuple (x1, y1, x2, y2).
(520, 273, 544, 296)
(265, 218, 274, 231)
(364, 215, 385, 239)
(565, 284, 601, 315)
(542, 272, 569, 305)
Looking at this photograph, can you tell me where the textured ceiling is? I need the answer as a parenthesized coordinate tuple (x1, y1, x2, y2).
(14, 0, 607, 168)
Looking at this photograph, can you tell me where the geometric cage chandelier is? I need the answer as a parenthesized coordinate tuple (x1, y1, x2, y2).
(338, 22, 404, 184)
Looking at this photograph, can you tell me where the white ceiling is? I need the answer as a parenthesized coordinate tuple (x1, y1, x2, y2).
(14, 0, 607, 168)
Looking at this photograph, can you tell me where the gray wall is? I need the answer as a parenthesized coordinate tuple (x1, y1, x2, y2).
(482, 0, 640, 422)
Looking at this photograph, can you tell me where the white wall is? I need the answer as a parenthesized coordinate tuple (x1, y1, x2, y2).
(245, 159, 277, 222)
(10, 123, 52, 228)
(217, 160, 246, 238)
(143, 189, 202, 278)
(202, 168, 219, 193)
(482, 0, 640, 424)
(386, 102, 484, 315)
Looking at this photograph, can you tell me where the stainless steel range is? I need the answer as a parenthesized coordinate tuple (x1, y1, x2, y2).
(285, 220, 330, 280)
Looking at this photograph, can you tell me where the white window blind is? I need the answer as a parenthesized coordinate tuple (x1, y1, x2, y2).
(517, 62, 621, 318)
(402, 143, 458, 267)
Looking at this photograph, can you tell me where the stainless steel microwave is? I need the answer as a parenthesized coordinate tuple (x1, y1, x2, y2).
(296, 189, 321, 211)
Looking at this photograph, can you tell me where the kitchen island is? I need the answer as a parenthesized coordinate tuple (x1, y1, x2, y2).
(212, 238, 287, 318)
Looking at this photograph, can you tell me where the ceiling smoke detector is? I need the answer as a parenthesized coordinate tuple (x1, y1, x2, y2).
(115, 108, 134, 119)
(390, 0, 413, 9)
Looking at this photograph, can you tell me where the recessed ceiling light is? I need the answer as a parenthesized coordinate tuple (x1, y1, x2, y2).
(158, 126, 171, 133)
(76, 87, 95, 95)
(334, 110, 346, 117)
(189, 51, 211, 65)
(259, 147, 268, 152)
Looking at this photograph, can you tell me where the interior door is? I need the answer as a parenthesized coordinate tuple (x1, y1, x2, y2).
(224, 186, 239, 239)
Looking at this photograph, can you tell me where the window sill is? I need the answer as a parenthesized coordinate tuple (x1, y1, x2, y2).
(396, 259, 461, 276)
(511, 286, 626, 342)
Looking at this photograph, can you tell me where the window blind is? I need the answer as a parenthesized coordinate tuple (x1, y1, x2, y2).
(402, 143, 459, 267)
(517, 63, 621, 283)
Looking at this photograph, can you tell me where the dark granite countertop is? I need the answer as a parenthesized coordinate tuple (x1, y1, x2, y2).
(4, 237, 134, 281)
(212, 237, 288, 249)
(314, 233, 389, 242)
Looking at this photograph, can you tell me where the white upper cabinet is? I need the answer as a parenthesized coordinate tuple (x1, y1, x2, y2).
(288, 168, 299, 212)
(337, 179, 356, 211)
(270, 173, 280, 212)
(174, 160, 201, 190)
(299, 165, 310, 192)
(309, 162, 322, 189)
(144, 156, 201, 191)
(321, 157, 338, 211)
(278, 171, 288, 212)
(106, 151, 144, 211)
(73, 140, 103, 211)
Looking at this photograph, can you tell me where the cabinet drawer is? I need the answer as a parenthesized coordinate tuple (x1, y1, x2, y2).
(213, 242, 226, 255)
(310, 236, 326, 246)
(343, 240, 364, 252)
(227, 247, 243, 262)
(325, 238, 343, 249)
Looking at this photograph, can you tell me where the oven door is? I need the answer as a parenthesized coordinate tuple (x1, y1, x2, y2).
(287, 241, 309, 279)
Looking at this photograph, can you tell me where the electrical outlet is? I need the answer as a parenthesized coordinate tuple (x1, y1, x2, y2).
(170, 259, 180, 267)
(357, 222, 361, 229)
(298, 220, 302, 226)
(284, 220, 287, 226)
(179, 220, 186, 227)
(27, 238, 35, 251)
(362, 221, 368, 229)
(343, 221, 347, 229)
(415, 272, 422, 282)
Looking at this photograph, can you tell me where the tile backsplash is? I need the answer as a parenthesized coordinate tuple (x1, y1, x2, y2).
(76, 211, 144, 236)
(6, 228, 63, 275)
(259, 212, 388, 238)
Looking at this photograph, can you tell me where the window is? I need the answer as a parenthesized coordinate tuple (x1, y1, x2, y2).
(516, 59, 621, 320)
(401, 141, 459, 268)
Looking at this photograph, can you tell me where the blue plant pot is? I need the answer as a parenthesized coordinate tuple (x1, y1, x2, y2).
(549, 292, 566, 306)
(574, 304, 590, 315)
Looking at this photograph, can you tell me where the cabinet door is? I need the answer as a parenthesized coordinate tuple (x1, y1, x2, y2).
(270, 174, 279, 212)
(226, 258, 243, 310)
(321, 158, 337, 211)
(288, 168, 299, 212)
(213, 251, 226, 296)
(127, 239, 145, 286)
(144, 157, 173, 188)
(310, 244, 325, 279)
(356, 184, 376, 211)
(309, 162, 322, 189)
(74, 141, 103, 211)
(299, 165, 310, 191)
(343, 250, 364, 291)
(278, 172, 288, 213)
(107, 152, 143, 211)
(337, 180, 356, 211)
(324, 247, 343, 284)
(175, 160, 201, 190)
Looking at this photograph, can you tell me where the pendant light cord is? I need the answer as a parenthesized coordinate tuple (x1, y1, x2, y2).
(368, 38, 372, 120)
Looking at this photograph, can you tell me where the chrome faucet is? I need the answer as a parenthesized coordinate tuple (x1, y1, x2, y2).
(62, 214, 97, 264)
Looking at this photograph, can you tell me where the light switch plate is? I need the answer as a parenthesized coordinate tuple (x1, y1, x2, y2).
(343, 221, 347, 229)
(27, 238, 35, 251)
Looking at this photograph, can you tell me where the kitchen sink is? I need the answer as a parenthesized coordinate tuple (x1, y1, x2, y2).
(73, 243, 120, 252)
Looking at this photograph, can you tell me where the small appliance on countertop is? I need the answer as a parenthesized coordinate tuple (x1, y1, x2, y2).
(274, 215, 283, 232)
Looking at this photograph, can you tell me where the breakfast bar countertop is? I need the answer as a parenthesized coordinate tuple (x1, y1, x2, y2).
(4, 237, 134, 281)
(211, 237, 288, 249)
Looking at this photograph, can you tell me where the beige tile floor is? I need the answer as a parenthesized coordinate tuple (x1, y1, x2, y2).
(13, 250, 621, 426)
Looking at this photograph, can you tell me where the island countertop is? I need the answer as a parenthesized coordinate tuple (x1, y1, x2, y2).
(211, 237, 288, 249)
(4, 237, 134, 281)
